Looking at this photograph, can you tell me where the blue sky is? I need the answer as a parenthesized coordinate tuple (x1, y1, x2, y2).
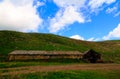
(0, 0, 120, 41)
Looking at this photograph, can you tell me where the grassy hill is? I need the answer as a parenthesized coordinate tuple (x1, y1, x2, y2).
(0, 30, 120, 63)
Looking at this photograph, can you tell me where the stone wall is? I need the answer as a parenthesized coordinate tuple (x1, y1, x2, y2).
(8, 54, 83, 61)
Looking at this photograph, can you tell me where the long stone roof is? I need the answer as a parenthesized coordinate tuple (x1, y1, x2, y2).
(9, 50, 82, 55)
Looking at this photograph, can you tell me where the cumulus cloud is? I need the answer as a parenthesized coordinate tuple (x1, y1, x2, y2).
(48, 0, 85, 33)
(0, 0, 116, 33)
(49, 0, 116, 33)
(103, 24, 120, 40)
(49, 6, 85, 33)
(0, 0, 42, 32)
(70, 35, 84, 40)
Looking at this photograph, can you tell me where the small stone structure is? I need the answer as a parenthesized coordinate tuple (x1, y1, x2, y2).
(83, 49, 101, 63)
(8, 50, 83, 61)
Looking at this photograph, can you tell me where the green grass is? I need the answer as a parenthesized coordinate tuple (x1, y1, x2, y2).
(0, 30, 120, 63)
(1, 70, 120, 79)
(0, 59, 85, 68)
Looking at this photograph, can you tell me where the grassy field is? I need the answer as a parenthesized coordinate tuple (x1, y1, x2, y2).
(0, 31, 120, 63)
(0, 59, 85, 68)
(1, 70, 120, 79)
(0, 31, 120, 79)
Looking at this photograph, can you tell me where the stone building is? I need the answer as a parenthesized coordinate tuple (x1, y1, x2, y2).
(83, 49, 101, 63)
(8, 50, 83, 61)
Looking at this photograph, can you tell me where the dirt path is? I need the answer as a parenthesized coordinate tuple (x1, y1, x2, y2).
(1, 64, 120, 75)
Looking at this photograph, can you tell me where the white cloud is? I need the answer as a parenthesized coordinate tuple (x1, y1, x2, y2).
(88, 0, 116, 12)
(87, 37, 100, 41)
(0, 0, 42, 32)
(87, 37, 95, 41)
(49, 6, 85, 33)
(0, 0, 116, 33)
(106, 6, 117, 14)
(49, 0, 116, 33)
(103, 24, 120, 40)
(70, 35, 84, 40)
(114, 11, 120, 17)
(53, 0, 85, 8)
(34, 0, 45, 8)
(70, 35, 101, 41)
(49, 0, 86, 33)
(106, 3, 120, 17)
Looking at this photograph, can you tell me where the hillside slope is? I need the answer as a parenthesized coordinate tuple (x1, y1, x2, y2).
(0, 31, 120, 63)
